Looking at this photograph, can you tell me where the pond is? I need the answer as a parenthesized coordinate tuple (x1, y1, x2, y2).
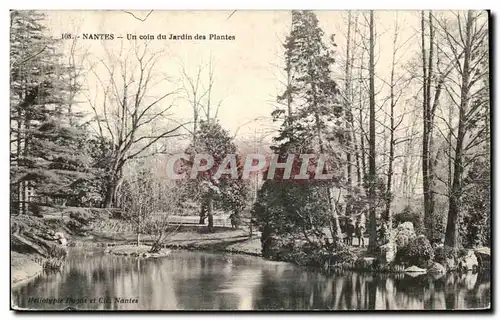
(12, 248, 491, 311)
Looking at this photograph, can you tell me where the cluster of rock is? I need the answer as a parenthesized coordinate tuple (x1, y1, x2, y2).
(355, 221, 490, 275)
(378, 222, 415, 265)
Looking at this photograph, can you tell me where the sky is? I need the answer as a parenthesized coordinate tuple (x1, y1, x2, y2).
(40, 10, 421, 142)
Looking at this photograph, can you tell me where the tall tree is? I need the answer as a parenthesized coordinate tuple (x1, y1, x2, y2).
(181, 57, 222, 140)
(383, 14, 409, 229)
(258, 10, 344, 253)
(87, 42, 186, 208)
(420, 11, 444, 233)
(280, 10, 343, 239)
(440, 11, 489, 247)
(180, 58, 224, 223)
(10, 10, 92, 213)
(344, 11, 354, 189)
(185, 120, 246, 232)
(367, 11, 378, 251)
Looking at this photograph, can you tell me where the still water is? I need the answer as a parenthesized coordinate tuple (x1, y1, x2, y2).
(12, 248, 490, 310)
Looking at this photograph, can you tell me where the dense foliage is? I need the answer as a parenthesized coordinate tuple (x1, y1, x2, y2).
(396, 235, 435, 268)
(392, 207, 423, 234)
(184, 120, 250, 231)
(10, 10, 98, 213)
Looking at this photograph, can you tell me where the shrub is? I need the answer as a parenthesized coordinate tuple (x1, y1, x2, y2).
(426, 207, 446, 244)
(393, 206, 423, 234)
(328, 247, 357, 269)
(28, 202, 43, 217)
(47, 243, 68, 260)
(68, 208, 94, 224)
(268, 239, 357, 270)
(393, 222, 417, 249)
(396, 235, 434, 268)
(42, 243, 68, 270)
(43, 258, 64, 270)
(434, 246, 459, 264)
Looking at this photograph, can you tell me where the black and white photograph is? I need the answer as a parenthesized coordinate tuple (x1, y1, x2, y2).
(9, 9, 491, 311)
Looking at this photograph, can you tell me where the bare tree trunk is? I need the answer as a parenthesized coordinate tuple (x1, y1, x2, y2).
(22, 106, 31, 214)
(17, 105, 24, 214)
(421, 11, 436, 234)
(445, 11, 473, 247)
(447, 105, 453, 189)
(199, 201, 206, 224)
(358, 51, 367, 186)
(354, 135, 362, 186)
(367, 11, 377, 251)
(384, 15, 399, 229)
(89, 45, 184, 209)
(104, 172, 121, 208)
(207, 194, 214, 233)
(345, 11, 353, 189)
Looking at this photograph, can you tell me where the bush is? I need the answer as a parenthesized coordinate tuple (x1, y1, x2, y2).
(43, 258, 64, 270)
(392, 222, 416, 249)
(434, 245, 459, 264)
(271, 240, 311, 265)
(28, 202, 43, 217)
(268, 239, 357, 271)
(393, 206, 423, 234)
(396, 235, 434, 268)
(42, 243, 68, 270)
(426, 207, 446, 243)
(328, 246, 357, 269)
(47, 243, 68, 260)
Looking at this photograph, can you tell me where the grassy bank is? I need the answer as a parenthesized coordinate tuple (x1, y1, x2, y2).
(11, 252, 43, 287)
(10, 207, 114, 286)
(90, 223, 262, 256)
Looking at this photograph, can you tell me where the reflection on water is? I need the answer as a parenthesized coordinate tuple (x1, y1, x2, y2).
(12, 249, 491, 310)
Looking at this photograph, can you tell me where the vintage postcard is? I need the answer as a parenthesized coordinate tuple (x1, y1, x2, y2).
(10, 10, 491, 311)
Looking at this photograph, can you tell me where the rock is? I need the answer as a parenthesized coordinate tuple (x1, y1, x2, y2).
(404, 265, 427, 273)
(376, 222, 416, 266)
(428, 262, 446, 274)
(474, 247, 490, 255)
(430, 272, 445, 280)
(458, 250, 478, 271)
(54, 232, 68, 246)
(378, 242, 396, 264)
(463, 271, 478, 290)
(474, 247, 491, 270)
(393, 222, 416, 249)
(399, 221, 415, 231)
(142, 253, 151, 258)
(444, 257, 457, 271)
(58, 237, 68, 246)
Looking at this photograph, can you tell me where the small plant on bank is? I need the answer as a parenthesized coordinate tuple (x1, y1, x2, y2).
(396, 235, 434, 268)
(43, 258, 64, 270)
(434, 245, 459, 264)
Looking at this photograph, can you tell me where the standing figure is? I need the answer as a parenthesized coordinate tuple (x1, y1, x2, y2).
(355, 212, 366, 247)
(229, 213, 239, 229)
(341, 218, 355, 245)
